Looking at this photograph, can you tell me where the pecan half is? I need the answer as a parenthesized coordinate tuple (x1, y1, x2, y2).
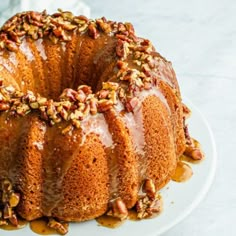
(48, 218, 69, 235)
(88, 23, 99, 39)
(142, 179, 156, 199)
(107, 197, 128, 220)
(184, 142, 204, 160)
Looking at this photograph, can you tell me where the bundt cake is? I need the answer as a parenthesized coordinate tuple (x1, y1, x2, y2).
(0, 10, 203, 233)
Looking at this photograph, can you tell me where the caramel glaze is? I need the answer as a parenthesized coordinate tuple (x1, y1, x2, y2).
(172, 140, 204, 183)
(0, 219, 28, 231)
(30, 219, 56, 235)
(42, 123, 81, 216)
(96, 215, 125, 229)
(96, 206, 163, 229)
(180, 154, 203, 164)
(30, 219, 68, 235)
(171, 161, 193, 182)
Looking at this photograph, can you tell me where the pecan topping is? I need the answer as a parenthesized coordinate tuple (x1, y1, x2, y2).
(0, 179, 21, 226)
(0, 10, 175, 136)
(0, 81, 119, 133)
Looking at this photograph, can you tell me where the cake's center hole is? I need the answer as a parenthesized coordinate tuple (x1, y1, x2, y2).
(40, 37, 117, 100)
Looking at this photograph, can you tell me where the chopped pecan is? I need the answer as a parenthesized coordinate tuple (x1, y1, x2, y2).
(183, 119, 192, 145)
(98, 99, 113, 112)
(22, 90, 36, 103)
(109, 90, 117, 105)
(143, 82, 152, 90)
(0, 219, 7, 226)
(30, 11, 42, 22)
(142, 179, 156, 199)
(72, 119, 81, 129)
(3, 204, 12, 219)
(60, 88, 77, 102)
(77, 85, 92, 95)
(75, 90, 86, 103)
(83, 104, 90, 117)
(125, 97, 140, 112)
(16, 103, 31, 116)
(184, 142, 204, 160)
(90, 98, 98, 115)
(102, 82, 119, 91)
(97, 90, 110, 99)
(9, 213, 18, 226)
(70, 110, 84, 120)
(107, 197, 128, 220)
(121, 69, 140, 81)
(78, 24, 88, 32)
(118, 87, 125, 99)
(117, 23, 126, 33)
(88, 23, 99, 39)
(1, 192, 9, 204)
(62, 124, 73, 135)
(116, 39, 129, 59)
(5, 40, 18, 51)
(116, 34, 132, 43)
(117, 60, 128, 70)
(9, 31, 20, 44)
(58, 107, 69, 120)
(182, 103, 191, 119)
(136, 194, 162, 219)
(30, 102, 39, 109)
(96, 18, 112, 33)
(48, 218, 69, 235)
(0, 102, 10, 111)
(133, 59, 142, 66)
(1, 179, 12, 192)
(141, 63, 152, 77)
(125, 22, 135, 34)
(37, 97, 47, 106)
(73, 15, 89, 24)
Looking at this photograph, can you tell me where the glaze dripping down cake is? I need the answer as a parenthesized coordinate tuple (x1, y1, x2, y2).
(0, 10, 203, 234)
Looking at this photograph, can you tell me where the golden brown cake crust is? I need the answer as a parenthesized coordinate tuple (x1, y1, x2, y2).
(0, 10, 186, 223)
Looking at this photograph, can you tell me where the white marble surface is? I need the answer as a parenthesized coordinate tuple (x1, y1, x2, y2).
(0, 0, 235, 235)
(85, 0, 235, 235)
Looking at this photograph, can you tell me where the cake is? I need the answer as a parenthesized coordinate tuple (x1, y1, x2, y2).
(0, 10, 203, 233)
